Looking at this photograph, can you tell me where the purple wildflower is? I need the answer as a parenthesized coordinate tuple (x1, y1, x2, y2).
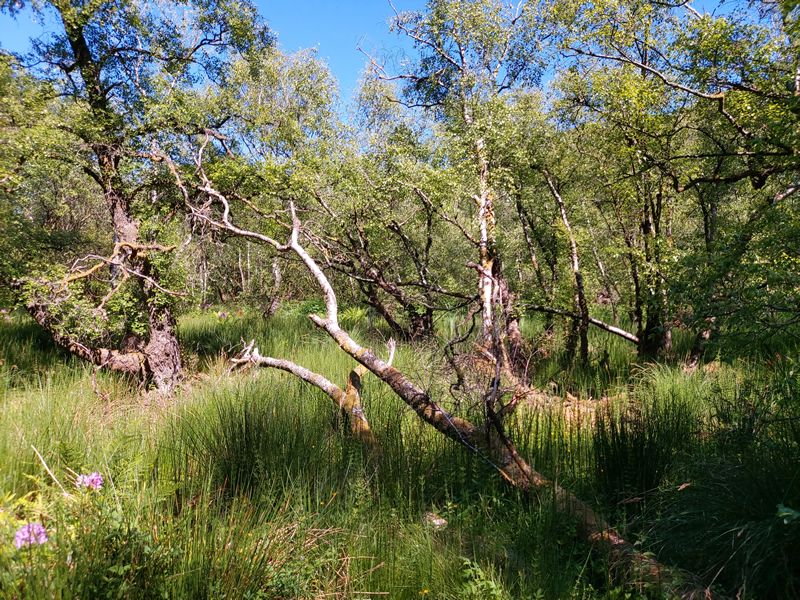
(14, 523, 48, 549)
(76, 471, 104, 490)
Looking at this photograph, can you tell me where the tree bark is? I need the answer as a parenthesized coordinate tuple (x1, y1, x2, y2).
(172, 158, 703, 592)
(639, 189, 671, 359)
(686, 318, 715, 371)
(232, 338, 392, 457)
(141, 288, 182, 393)
(263, 257, 283, 318)
(475, 138, 497, 344)
(517, 196, 560, 338)
(23, 289, 145, 378)
(35, 6, 184, 393)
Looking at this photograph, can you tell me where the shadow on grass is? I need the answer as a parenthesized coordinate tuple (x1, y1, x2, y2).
(153, 375, 607, 598)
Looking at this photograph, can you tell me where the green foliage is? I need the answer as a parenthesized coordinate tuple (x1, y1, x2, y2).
(3, 310, 800, 596)
(0, 312, 614, 599)
(339, 305, 369, 329)
(2, 0, 800, 596)
(0, 56, 107, 301)
(460, 558, 511, 600)
(593, 393, 696, 506)
(20, 275, 149, 347)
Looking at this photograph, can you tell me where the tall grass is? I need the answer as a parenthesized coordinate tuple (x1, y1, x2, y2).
(0, 309, 798, 598)
(639, 361, 800, 598)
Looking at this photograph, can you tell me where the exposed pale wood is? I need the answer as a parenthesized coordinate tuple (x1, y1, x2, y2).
(232, 337, 396, 454)
(281, 208, 690, 590)
(542, 169, 590, 364)
(526, 305, 640, 345)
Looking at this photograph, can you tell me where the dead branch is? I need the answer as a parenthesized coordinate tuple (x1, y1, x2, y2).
(59, 242, 180, 294)
(283, 206, 694, 591)
(231, 337, 396, 455)
(232, 340, 344, 400)
(526, 304, 640, 345)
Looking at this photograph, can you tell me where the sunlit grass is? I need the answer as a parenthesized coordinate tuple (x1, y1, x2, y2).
(0, 308, 797, 598)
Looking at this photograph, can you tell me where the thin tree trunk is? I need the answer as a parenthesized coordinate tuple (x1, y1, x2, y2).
(543, 170, 589, 365)
(516, 195, 559, 340)
(639, 190, 671, 359)
(687, 188, 720, 369)
(246, 242, 251, 295)
(588, 226, 619, 321)
(462, 104, 496, 344)
(238, 249, 245, 295)
(476, 190, 496, 342)
(200, 253, 209, 307)
(686, 318, 715, 371)
(263, 257, 283, 318)
(361, 284, 411, 340)
(515, 195, 548, 293)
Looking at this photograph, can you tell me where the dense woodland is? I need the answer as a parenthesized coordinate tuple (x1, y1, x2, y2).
(0, 0, 798, 598)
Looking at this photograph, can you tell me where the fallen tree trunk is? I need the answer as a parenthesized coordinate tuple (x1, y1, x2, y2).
(308, 303, 682, 586)
(302, 247, 699, 594)
(286, 205, 699, 593)
(163, 149, 705, 595)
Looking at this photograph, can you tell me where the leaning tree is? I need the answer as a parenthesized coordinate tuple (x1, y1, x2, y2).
(158, 130, 700, 591)
(1, 0, 272, 391)
(143, 20, 702, 590)
(374, 0, 546, 362)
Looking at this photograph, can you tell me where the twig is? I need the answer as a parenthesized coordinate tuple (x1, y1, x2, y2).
(31, 445, 70, 497)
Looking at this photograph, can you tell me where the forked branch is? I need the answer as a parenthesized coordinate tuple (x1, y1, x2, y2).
(231, 337, 397, 454)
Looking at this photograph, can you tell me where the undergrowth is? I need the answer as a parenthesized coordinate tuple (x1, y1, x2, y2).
(0, 309, 797, 598)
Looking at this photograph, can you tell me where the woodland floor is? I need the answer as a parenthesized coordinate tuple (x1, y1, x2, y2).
(0, 307, 798, 599)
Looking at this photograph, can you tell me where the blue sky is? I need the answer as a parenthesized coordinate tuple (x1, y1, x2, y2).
(0, 0, 427, 104)
(261, 0, 426, 102)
